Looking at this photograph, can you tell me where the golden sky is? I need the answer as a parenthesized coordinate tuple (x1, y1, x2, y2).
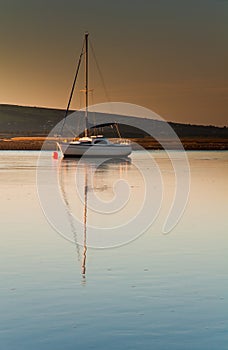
(0, 0, 227, 126)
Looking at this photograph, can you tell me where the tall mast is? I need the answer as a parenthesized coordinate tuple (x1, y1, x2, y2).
(84, 32, 89, 137)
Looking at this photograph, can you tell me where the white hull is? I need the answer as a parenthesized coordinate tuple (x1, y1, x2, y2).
(58, 142, 132, 158)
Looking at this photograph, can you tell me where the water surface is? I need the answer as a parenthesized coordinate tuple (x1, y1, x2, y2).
(0, 151, 227, 350)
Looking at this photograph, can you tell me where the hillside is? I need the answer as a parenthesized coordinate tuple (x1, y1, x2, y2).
(0, 104, 227, 150)
(0, 104, 227, 138)
(0, 104, 65, 137)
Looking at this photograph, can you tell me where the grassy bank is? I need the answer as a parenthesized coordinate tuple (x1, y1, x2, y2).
(0, 137, 227, 151)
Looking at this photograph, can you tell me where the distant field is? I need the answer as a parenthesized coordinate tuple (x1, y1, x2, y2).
(0, 136, 227, 151)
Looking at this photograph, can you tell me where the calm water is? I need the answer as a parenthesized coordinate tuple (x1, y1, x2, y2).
(0, 150, 227, 350)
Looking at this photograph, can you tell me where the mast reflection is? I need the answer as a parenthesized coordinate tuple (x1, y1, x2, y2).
(82, 165, 88, 278)
(59, 157, 131, 278)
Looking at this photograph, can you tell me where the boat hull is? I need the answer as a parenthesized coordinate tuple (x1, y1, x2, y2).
(57, 142, 132, 158)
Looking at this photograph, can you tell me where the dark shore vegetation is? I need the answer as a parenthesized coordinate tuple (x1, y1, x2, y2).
(0, 104, 227, 150)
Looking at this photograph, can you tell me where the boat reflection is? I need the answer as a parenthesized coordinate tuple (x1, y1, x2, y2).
(60, 156, 131, 169)
(58, 157, 131, 279)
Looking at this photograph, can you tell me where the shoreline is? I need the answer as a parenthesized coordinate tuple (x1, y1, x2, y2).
(0, 137, 227, 151)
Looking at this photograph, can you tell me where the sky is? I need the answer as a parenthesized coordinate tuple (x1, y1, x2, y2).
(0, 0, 228, 126)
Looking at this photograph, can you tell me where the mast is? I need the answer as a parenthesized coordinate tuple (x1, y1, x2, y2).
(84, 31, 89, 137)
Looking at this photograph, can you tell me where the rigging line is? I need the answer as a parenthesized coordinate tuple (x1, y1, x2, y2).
(59, 38, 85, 137)
(115, 122, 122, 138)
(61, 122, 78, 138)
(89, 39, 110, 104)
(90, 90, 97, 133)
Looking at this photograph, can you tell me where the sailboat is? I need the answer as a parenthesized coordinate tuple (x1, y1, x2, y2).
(57, 32, 132, 158)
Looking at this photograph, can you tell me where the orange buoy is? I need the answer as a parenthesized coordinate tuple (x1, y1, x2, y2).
(53, 151, 58, 159)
